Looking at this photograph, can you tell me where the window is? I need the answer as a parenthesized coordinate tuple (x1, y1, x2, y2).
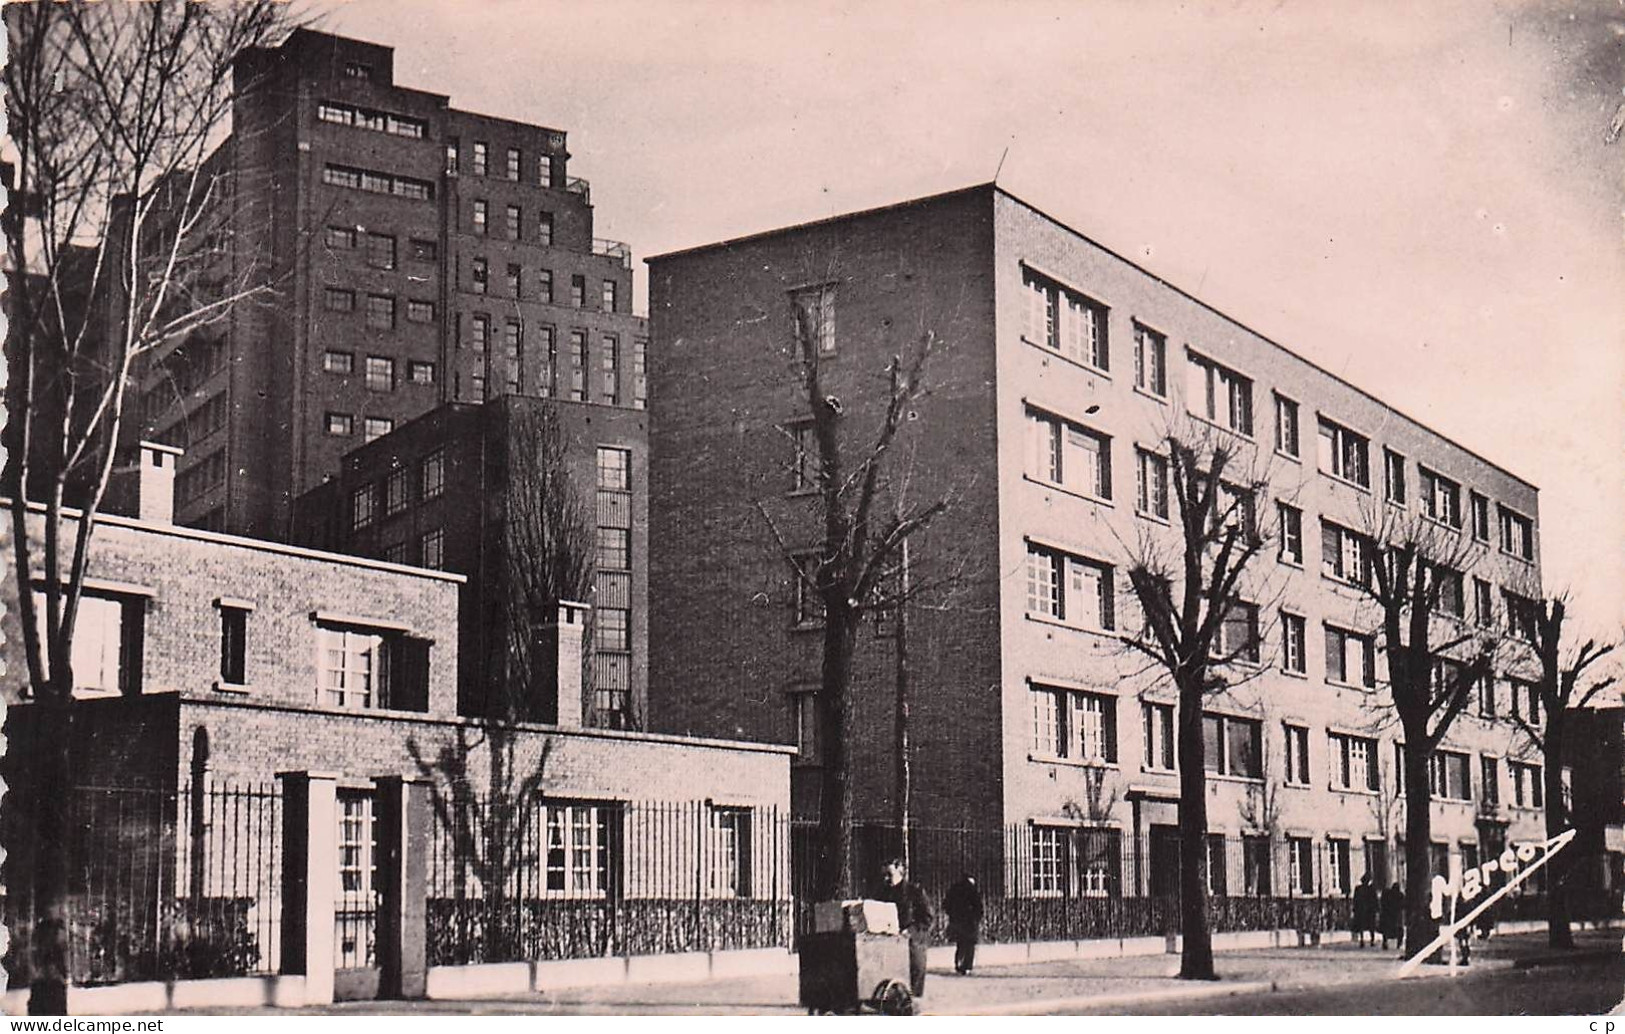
(365, 294, 395, 331)
(1215, 600, 1260, 663)
(792, 692, 821, 765)
(601, 335, 621, 405)
(1133, 322, 1166, 397)
(1481, 756, 1500, 805)
(366, 233, 396, 270)
(323, 351, 354, 375)
(792, 285, 836, 356)
(327, 412, 354, 436)
(1479, 673, 1498, 718)
(324, 287, 355, 312)
(538, 154, 554, 186)
(32, 591, 137, 695)
(384, 466, 409, 516)
(317, 626, 381, 709)
(1282, 612, 1307, 674)
(322, 165, 360, 189)
(1207, 835, 1229, 896)
(1185, 351, 1253, 435)
(1032, 826, 1068, 896)
(538, 269, 554, 304)
(1031, 827, 1122, 898)
(1316, 416, 1370, 488)
(364, 356, 395, 393)
(1328, 839, 1352, 896)
(1420, 467, 1462, 527)
(1026, 543, 1114, 631)
(598, 527, 630, 571)
(470, 314, 490, 354)
(421, 528, 444, 570)
(421, 450, 445, 499)
(1244, 836, 1273, 896)
(1030, 684, 1117, 763)
(1470, 492, 1491, 542)
(504, 320, 524, 387)
(506, 146, 521, 182)
(1214, 481, 1258, 541)
(1511, 761, 1542, 808)
(219, 603, 248, 686)
(1143, 702, 1174, 771)
(1027, 408, 1111, 499)
(383, 541, 408, 565)
(544, 802, 614, 894)
(325, 225, 358, 249)
(473, 199, 488, 235)
(596, 448, 631, 493)
(1330, 733, 1380, 791)
(538, 211, 554, 247)
(505, 204, 521, 241)
(602, 280, 618, 313)
(1023, 267, 1108, 370)
(569, 331, 587, 400)
(472, 257, 488, 295)
(472, 141, 488, 177)
(343, 61, 372, 80)
(792, 558, 823, 628)
(539, 326, 557, 397)
(1498, 506, 1535, 561)
(1504, 591, 1538, 643)
(1508, 678, 1541, 728)
(1275, 394, 1300, 457)
(1278, 503, 1303, 565)
(570, 275, 586, 308)
(1134, 449, 1169, 519)
(363, 417, 393, 443)
(1324, 625, 1377, 688)
(1203, 713, 1263, 778)
(445, 139, 460, 176)
(1320, 520, 1372, 586)
(1284, 724, 1310, 785)
(707, 806, 751, 898)
(407, 299, 436, 324)
(1288, 837, 1315, 895)
(1473, 577, 1494, 627)
(596, 607, 630, 652)
(1395, 743, 1408, 795)
(1430, 750, 1472, 801)
(1384, 449, 1407, 505)
(1435, 564, 1465, 618)
(632, 339, 648, 410)
(410, 238, 438, 263)
(350, 484, 376, 529)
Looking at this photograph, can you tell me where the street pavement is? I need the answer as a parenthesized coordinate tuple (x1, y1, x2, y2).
(175, 927, 1623, 1016)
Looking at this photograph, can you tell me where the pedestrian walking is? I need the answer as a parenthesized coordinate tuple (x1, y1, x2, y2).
(874, 858, 933, 998)
(943, 873, 984, 975)
(1380, 881, 1406, 953)
(1351, 873, 1379, 947)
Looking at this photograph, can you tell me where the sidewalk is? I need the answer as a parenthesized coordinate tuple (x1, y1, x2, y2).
(173, 927, 1621, 1016)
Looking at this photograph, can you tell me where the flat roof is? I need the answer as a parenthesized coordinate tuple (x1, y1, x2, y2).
(648, 181, 1537, 495)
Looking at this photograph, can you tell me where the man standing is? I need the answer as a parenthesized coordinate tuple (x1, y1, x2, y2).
(1352, 873, 1379, 947)
(943, 873, 984, 975)
(874, 858, 933, 997)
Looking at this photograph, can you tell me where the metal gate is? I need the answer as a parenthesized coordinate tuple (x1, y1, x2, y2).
(333, 788, 380, 1001)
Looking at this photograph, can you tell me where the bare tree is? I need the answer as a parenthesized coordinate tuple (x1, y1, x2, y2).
(1352, 505, 1500, 959)
(756, 296, 952, 901)
(1506, 595, 1617, 948)
(2, 2, 297, 1014)
(1120, 422, 1273, 980)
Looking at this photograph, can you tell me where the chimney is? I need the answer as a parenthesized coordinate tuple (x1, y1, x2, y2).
(107, 440, 183, 524)
(543, 601, 590, 728)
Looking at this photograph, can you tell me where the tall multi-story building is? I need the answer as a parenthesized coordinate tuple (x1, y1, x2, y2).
(292, 395, 648, 728)
(129, 28, 648, 542)
(647, 183, 1550, 896)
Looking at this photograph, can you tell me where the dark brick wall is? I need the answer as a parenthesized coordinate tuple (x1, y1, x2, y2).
(646, 186, 1006, 828)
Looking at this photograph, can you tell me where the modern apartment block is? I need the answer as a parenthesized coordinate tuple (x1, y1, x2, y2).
(127, 28, 648, 542)
(647, 183, 1550, 896)
(291, 395, 649, 728)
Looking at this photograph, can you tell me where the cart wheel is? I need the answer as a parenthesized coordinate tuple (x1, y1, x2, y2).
(875, 979, 915, 1016)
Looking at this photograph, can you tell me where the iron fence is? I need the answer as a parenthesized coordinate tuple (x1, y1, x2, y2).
(425, 793, 794, 965)
(2, 781, 282, 986)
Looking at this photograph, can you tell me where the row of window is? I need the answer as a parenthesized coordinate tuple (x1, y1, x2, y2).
(327, 412, 395, 443)
(322, 351, 436, 393)
(176, 449, 227, 506)
(447, 137, 565, 186)
(321, 163, 434, 202)
(324, 287, 436, 328)
(465, 256, 618, 313)
(461, 316, 647, 409)
(1021, 263, 1537, 564)
(323, 226, 437, 270)
(315, 99, 427, 139)
(352, 450, 445, 529)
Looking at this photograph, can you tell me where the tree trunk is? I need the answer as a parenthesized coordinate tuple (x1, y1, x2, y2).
(893, 540, 911, 869)
(1543, 717, 1573, 950)
(1402, 737, 1436, 962)
(1176, 672, 1215, 980)
(813, 611, 859, 901)
(29, 695, 74, 1015)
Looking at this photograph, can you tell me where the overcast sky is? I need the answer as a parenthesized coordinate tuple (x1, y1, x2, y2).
(327, 0, 1625, 643)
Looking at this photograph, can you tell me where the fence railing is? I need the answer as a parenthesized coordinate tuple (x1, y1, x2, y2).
(424, 793, 794, 966)
(2, 781, 282, 987)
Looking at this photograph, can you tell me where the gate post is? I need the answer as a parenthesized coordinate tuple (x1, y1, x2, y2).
(278, 770, 339, 1006)
(375, 775, 429, 999)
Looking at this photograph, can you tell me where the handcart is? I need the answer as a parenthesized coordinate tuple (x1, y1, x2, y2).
(797, 929, 916, 1015)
